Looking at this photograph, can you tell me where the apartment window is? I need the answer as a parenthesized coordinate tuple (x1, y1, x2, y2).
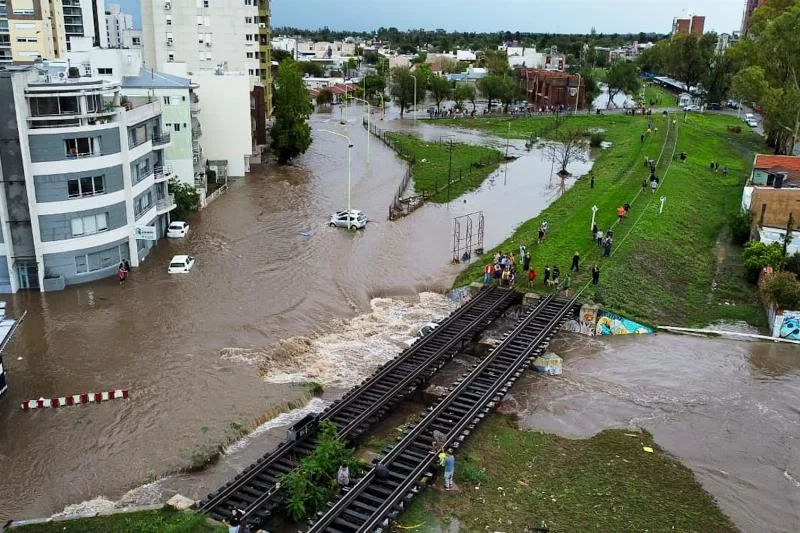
(244, 0, 252, 5)
(16, 37, 38, 43)
(203, 0, 209, 6)
(83, 65, 91, 75)
(98, 67, 112, 75)
(168, 52, 175, 62)
(245, 34, 253, 42)
(165, 15, 172, 25)
(246, 52, 253, 58)
(135, 192, 153, 217)
(173, 123, 181, 132)
(67, 176, 105, 198)
(196, 15, 203, 25)
(65, 137, 99, 158)
(70, 213, 108, 237)
(75, 244, 128, 274)
(245, 16, 252, 23)
(133, 159, 151, 182)
(248, 69, 254, 76)
(163, 96, 171, 105)
(198, 34, 204, 44)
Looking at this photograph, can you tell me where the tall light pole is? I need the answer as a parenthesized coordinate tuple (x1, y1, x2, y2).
(574, 72, 582, 112)
(319, 129, 354, 229)
(351, 96, 370, 163)
(410, 73, 417, 124)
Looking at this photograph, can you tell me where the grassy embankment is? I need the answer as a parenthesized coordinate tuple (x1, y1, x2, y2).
(643, 83, 677, 107)
(385, 132, 503, 203)
(438, 112, 767, 327)
(397, 414, 737, 533)
(12, 508, 225, 533)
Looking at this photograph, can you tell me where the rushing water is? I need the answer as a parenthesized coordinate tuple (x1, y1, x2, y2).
(512, 333, 800, 533)
(0, 111, 584, 521)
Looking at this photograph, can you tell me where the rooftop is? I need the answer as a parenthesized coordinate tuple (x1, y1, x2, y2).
(754, 154, 800, 185)
(122, 70, 191, 89)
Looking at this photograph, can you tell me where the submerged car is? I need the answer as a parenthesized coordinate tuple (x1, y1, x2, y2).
(166, 221, 189, 238)
(329, 209, 367, 230)
(168, 255, 195, 274)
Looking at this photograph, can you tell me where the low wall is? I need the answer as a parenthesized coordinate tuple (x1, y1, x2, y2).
(770, 307, 800, 340)
(563, 304, 653, 336)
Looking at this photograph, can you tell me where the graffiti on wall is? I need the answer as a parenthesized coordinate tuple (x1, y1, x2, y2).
(448, 286, 472, 305)
(595, 311, 653, 336)
(564, 304, 600, 336)
(779, 311, 800, 340)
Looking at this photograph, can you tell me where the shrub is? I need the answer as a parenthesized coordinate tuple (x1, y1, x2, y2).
(730, 210, 754, 245)
(457, 452, 489, 484)
(742, 241, 785, 283)
(785, 252, 800, 277)
(302, 381, 324, 395)
(589, 132, 605, 147)
(763, 271, 800, 310)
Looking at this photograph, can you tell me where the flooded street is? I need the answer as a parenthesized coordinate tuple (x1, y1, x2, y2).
(0, 110, 581, 521)
(513, 333, 800, 533)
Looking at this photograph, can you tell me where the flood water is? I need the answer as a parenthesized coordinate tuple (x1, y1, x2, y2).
(512, 333, 800, 533)
(0, 109, 584, 521)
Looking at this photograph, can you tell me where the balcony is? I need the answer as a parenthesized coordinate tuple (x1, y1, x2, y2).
(156, 193, 176, 213)
(154, 164, 173, 182)
(191, 124, 202, 138)
(151, 131, 171, 147)
(190, 100, 201, 114)
(124, 99, 161, 125)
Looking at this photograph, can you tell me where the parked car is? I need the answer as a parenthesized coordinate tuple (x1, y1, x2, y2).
(329, 209, 367, 230)
(683, 104, 701, 112)
(166, 221, 189, 238)
(168, 255, 195, 274)
(706, 102, 722, 110)
(746, 118, 759, 128)
(726, 99, 741, 109)
(744, 113, 755, 123)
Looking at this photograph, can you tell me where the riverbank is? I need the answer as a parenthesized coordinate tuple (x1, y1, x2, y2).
(439, 113, 767, 328)
(10, 507, 224, 532)
(397, 413, 738, 533)
(385, 132, 504, 202)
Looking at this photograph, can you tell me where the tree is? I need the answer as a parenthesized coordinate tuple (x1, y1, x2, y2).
(390, 67, 425, 118)
(666, 33, 715, 91)
(478, 75, 505, 109)
(429, 75, 452, 112)
(481, 49, 511, 76)
(270, 61, 313, 163)
(272, 49, 292, 63)
(742, 241, 786, 282)
(362, 50, 380, 64)
(636, 40, 668, 74)
(498, 76, 521, 112)
(358, 75, 386, 101)
(703, 52, 737, 104)
(546, 129, 587, 175)
(316, 88, 333, 107)
(605, 60, 640, 109)
(345, 57, 358, 77)
(763, 271, 800, 310)
(453, 84, 475, 110)
(580, 67, 601, 108)
(168, 178, 198, 219)
(298, 61, 324, 78)
(730, 3, 800, 154)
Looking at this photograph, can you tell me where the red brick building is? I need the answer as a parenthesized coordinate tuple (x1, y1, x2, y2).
(672, 15, 705, 35)
(742, 0, 769, 34)
(517, 69, 587, 110)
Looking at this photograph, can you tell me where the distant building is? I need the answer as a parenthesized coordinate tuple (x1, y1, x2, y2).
(517, 68, 586, 110)
(672, 14, 705, 35)
(271, 36, 297, 59)
(741, 0, 769, 34)
(105, 3, 141, 49)
(506, 46, 544, 69)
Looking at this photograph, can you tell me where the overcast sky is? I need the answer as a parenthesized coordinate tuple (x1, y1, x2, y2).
(270, 0, 743, 35)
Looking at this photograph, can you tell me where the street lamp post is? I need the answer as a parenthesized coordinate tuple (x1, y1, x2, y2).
(410, 74, 417, 124)
(319, 129, 354, 229)
(351, 96, 370, 163)
(574, 72, 582, 112)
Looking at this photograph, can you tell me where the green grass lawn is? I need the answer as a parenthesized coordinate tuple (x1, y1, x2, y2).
(12, 508, 225, 533)
(436, 113, 767, 327)
(397, 414, 737, 533)
(643, 83, 677, 107)
(385, 132, 503, 203)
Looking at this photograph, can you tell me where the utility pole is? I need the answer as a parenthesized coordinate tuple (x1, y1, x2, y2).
(447, 139, 453, 202)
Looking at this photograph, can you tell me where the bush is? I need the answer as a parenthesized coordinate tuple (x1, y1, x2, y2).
(742, 241, 785, 283)
(589, 132, 605, 147)
(785, 252, 800, 276)
(763, 271, 800, 310)
(730, 210, 753, 245)
(457, 452, 489, 484)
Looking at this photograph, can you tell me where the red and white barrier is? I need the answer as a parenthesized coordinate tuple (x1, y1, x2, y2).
(20, 389, 128, 410)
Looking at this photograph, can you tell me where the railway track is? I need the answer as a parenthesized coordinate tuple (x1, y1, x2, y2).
(307, 295, 577, 533)
(198, 286, 518, 525)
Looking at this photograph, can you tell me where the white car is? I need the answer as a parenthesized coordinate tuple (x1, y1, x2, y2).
(166, 221, 189, 238)
(329, 209, 367, 230)
(418, 321, 440, 338)
(683, 104, 701, 112)
(746, 118, 759, 128)
(743, 113, 755, 123)
(168, 255, 195, 274)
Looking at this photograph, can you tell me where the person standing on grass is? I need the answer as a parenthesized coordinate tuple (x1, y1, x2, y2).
(519, 244, 527, 265)
(562, 275, 571, 298)
(590, 174, 595, 189)
(592, 265, 601, 285)
(603, 237, 612, 257)
(623, 202, 631, 216)
(523, 251, 531, 272)
(722, 165, 728, 176)
(538, 225, 545, 244)
(552, 266, 560, 288)
(443, 451, 455, 490)
(483, 262, 493, 285)
(543, 265, 551, 287)
(528, 266, 537, 287)
(596, 228, 604, 247)
(592, 223, 598, 241)
(571, 252, 580, 272)
(617, 205, 626, 222)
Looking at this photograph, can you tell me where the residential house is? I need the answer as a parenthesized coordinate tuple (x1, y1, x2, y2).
(741, 155, 800, 234)
(517, 68, 586, 110)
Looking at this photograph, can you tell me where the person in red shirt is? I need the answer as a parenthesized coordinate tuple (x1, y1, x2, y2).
(528, 266, 537, 287)
(617, 205, 626, 222)
(483, 263, 493, 285)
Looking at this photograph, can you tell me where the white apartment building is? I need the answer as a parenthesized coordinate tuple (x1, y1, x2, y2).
(105, 3, 141, 49)
(271, 35, 297, 59)
(62, 0, 108, 49)
(0, 62, 176, 292)
(67, 36, 141, 78)
(141, 0, 263, 77)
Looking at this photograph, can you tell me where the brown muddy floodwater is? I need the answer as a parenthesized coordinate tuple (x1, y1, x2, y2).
(0, 109, 587, 521)
(512, 332, 800, 533)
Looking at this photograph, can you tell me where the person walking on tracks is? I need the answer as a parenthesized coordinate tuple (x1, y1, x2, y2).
(443, 450, 456, 490)
(224, 506, 244, 533)
(337, 464, 350, 490)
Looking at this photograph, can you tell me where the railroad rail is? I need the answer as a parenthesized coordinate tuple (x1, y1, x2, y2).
(199, 286, 518, 525)
(307, 295, 577, 533)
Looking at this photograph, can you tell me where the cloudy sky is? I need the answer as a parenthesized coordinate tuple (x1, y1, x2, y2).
(270, 0, 744, 34)
(119, 0, 743, 35)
